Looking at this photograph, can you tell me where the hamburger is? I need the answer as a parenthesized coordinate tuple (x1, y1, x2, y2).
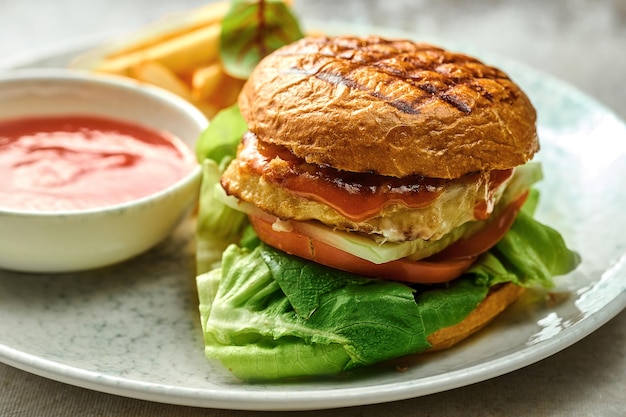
(195, 35, 579, 381)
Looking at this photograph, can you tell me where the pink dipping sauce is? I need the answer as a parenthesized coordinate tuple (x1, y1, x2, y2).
(0, 115, 196, 212)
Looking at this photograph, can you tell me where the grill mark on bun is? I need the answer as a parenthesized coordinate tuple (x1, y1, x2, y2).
(315, 70, 423, 115)
(439, 93, 472, 114)
(275, 37, 513, 92)
(281, 37, 508, 115)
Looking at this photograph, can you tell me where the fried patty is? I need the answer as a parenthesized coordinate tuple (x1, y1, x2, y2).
(221, 133, 512, 243)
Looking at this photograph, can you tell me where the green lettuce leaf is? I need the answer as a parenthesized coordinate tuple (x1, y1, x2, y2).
(195, 104, 247, 164)
(220, 0, 304, 79)
(482, 210, 581, 288)
(198, 244, 488, 380)
(469, 188, 580, 288)
(196, 157, 248, 273)
(195, 103, 250, 273)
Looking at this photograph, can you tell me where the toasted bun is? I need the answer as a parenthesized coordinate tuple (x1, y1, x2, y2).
(239, 36, 538, 179)
(426, 282, 525, 351)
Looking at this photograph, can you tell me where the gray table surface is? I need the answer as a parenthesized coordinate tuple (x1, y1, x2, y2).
(1, 1, 624, 416)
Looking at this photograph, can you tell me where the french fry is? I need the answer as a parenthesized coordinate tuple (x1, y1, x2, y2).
(104, 0, 293, 60)
(95, 23, 221, 76)
(205, 73, 246, 109)
(191, 62, 223, 101)
(130, 61, 192, 101)
(191, 99, 221, 119)
(105, 1, 230, 59)
(190, 2, 232, 29)
(82, 0, 298, 118)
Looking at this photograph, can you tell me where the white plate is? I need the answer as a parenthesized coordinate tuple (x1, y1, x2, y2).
(1, 27, 625, 411)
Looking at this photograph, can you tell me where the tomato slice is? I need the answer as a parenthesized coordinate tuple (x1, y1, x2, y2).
(248, 191, 528, 284)
(249, 215, 476, 284)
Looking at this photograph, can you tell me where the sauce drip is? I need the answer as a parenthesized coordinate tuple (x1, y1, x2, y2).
(474, 169, 515, 220)
(0, 115, 195, 211)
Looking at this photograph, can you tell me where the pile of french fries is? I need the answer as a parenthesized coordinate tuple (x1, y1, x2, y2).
(86, 1, 272, 119)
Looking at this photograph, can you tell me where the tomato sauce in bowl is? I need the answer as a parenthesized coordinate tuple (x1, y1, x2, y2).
(0, 115, 197, 212)
(0, 69, 207, 273)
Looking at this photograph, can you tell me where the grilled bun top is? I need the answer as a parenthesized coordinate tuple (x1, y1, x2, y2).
(238, 36, 539, 179)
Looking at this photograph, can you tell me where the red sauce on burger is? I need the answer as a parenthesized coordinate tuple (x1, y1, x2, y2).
(237, 132, 512, 223)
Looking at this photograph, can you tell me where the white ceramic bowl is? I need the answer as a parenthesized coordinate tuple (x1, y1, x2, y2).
(0, 69, 207, 273)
